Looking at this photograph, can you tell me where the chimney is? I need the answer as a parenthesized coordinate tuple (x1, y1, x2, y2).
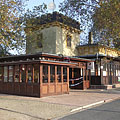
(88, 32, 93, 44)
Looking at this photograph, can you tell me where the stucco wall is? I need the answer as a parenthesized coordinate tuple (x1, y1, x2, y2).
(26, 26, 56, 54)
(26, 23, 80, 56)
(56, 27, 80, 56)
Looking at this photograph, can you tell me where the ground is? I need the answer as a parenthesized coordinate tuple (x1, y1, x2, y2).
(0, 89, 120, 120)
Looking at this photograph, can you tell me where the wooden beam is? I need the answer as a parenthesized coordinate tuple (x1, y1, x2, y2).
(48, 65, 50, 84)
(7, 66, 9, 82)
(25, 65, 28, 83)
(61, 66, 63, 93)
(13, 66, 15, 82)
(48, 65, 50, 94)
(32, 65, 34, 83)
(19, 65, 21, 83)
(55, 66, 57, 93)
(40, 64, 43, 97)
(67, 67, 69, 92)
(2, 66, 4, 82)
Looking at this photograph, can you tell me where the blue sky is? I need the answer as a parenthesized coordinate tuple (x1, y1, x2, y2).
(25, 0, 64, 11)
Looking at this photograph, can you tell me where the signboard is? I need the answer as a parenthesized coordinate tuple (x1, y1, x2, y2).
(118, 70, 120, 82)
(87, 62, 94, 70)
(118, 77, 120, 82)
(103, 71, 107, 76)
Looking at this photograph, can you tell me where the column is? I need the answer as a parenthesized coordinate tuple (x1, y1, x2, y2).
(39, 64, 43, 97)
(32, 65, 34, 83)
(67, 67, 69, 93)
(48, 65, 50, 94)
(55, 66, 57, 93)
(61, 66, 63, 93)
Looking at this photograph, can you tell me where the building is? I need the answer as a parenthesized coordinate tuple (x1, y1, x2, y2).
(25, 12, 81, 56)
(77, 43, 120, 89)
(0, 53, 93, 97)
(25, 12, 120, 89)
(0, 12, 120, 97)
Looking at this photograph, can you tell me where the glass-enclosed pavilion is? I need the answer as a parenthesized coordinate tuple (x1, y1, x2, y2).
(0, 53, 93, 97)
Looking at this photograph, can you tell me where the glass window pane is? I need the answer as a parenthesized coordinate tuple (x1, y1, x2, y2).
(57, 66, 61, 82)
(43, 65, 48, 83)
(67, 35, 71, 47)
(63, 67, 67, 82)
(0, 67, 3, 82)
(34, 64, 39, 83)
(4, 66, 8, 82)
(20, 65, 26, 82)
(27, 65, 33, 83)
(50, 65, 55, 83)
(15, 65, 19, 82)
(9, 66, 13, 82)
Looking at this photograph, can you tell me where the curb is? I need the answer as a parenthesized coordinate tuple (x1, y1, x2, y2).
(71, 98, 114, 112)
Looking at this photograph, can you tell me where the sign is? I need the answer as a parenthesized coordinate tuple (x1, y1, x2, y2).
(103, 71, 107, 76)
(118, 77, 120, 82)
(87, 62, 94, 70)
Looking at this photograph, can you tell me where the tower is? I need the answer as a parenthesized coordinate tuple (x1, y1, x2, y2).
(25, 12, 81, 56)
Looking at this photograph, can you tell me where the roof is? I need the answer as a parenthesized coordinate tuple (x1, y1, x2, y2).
(0, 52, 94, 63)
(26, 12, 80, 30)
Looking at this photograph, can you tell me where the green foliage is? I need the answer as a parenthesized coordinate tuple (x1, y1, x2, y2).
(93, 0, 120, 50)
(24, 3, 48, 20)
(59, 0, 120, 50)
(59, 0, 99, 28)
(0, 0, 26, 54)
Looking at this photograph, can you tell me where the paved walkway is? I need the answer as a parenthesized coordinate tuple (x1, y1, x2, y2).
(0, 89, 120, 120)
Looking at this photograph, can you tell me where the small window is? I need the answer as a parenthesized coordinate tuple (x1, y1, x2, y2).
(63, 67, 67, 82)
(9, 66, 13, 82)
(43, 65, 48, 83)
(57, 66, 61, 82)
(50, 65, 55, 83)
(15, 65, 19, 82)
(34, 64, 39, 83)
(66, 35, 72, 47)
(4, 66, 8, 82)
(20, 65, 26, 82)
(0, 67, 3, 81)
(37, 33, 43, 48)
(27, 65, 33, 83)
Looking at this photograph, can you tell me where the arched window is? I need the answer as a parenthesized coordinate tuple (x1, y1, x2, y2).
(66, 34, 72, 47)
(37, 33, 43, 48)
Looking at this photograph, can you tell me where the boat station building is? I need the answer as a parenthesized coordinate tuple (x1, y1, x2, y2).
(0, 12, 120, 97)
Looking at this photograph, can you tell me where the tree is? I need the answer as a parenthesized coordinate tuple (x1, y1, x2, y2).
(24, 3, 48, 20)
(59, 0, 99, 29)
(0, 0, 26, 54)
(59, 0, 120, 50)
(0, 45, 11, 57)
(93, 0, 120, 50)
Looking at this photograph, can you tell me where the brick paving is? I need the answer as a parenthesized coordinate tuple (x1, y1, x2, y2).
(0, 89, 120, 120)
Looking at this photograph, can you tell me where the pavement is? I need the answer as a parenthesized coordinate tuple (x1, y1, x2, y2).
(0, 88, 120, 120)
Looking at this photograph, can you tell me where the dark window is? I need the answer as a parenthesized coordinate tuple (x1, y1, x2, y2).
(9, 66, 13, 82)
(20, 65, 26, 82)
(0, 67, 3, 81)
(43, 65, 48, 83)
(4, 66, 8, 82)
(63, 67, 67, 82)
(37, 33, 43, 48)
(27, 65, 33, 83)
(57, 66, 61, 82)
(50, 65, 55, 83)
(66, 35, 72, 47)
(34, 64, 39, 83)
(15, 65, 19, 82)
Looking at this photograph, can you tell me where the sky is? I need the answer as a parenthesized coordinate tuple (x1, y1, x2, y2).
(25, 0, 64, 11)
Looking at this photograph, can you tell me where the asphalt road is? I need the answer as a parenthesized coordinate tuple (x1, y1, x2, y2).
(59, 99, 120, 120)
